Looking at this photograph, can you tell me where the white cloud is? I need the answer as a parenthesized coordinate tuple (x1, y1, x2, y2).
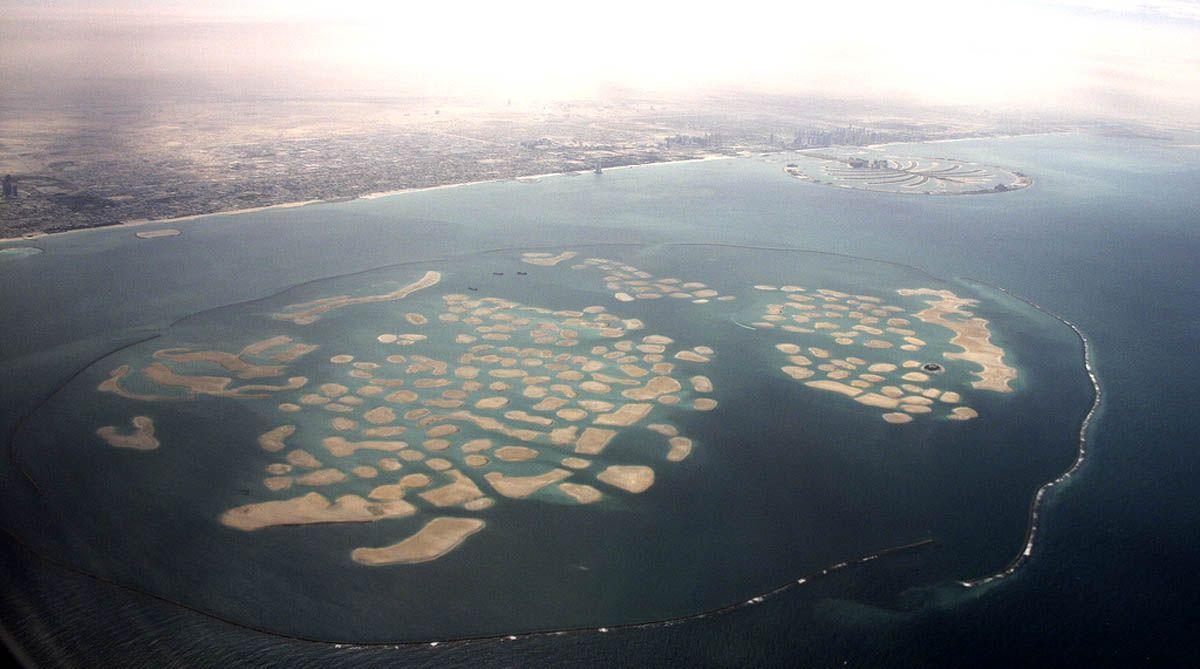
(2, 0, 1197, 122)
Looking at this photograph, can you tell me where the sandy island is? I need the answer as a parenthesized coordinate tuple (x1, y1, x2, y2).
(351, 517, 486, 566)
(275, 271, 441, 325)
(898, 288, 1016, 392)
(96, 416, 159, 450)
(134, 228, 181, 239)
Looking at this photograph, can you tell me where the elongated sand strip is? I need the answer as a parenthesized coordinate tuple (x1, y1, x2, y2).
(898, 288, 1016, 392)
(484, 469, 571, 498)
(594, 403, 653, 426)
(521, 251, 578, 266)
(559, 482, 603, 504)
(351, 517, 486, 565)
(804, 379, 863, 397)
(135, 228, 181, 239)
(220, 493, 416, 531)
(322, 437, 408, 457)
(275, 271, 441, 324)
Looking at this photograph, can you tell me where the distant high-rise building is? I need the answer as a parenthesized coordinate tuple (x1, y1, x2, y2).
(2, 174, 15, 199)
(594, 161, 603, 174)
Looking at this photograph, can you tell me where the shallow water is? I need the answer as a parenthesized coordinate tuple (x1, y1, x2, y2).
(1, 132, 1197, 664)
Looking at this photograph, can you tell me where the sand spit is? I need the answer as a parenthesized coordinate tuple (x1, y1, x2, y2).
(96, 416, 159, 450)
(220, 492, 416, 531)
(135, 228, 181, 239)
(351, 517, 486, 566)
(275, 271, 442, 325)
(521, 251, 578, 266)
(898, 288, 1016, 392)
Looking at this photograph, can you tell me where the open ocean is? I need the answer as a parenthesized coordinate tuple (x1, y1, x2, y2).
(1, 132, 1197, 666)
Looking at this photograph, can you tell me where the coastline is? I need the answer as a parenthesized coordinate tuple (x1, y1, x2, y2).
(0, 133, 1059, 246)
(865, 130, 1064, 150)
(0, 154, 734, 246)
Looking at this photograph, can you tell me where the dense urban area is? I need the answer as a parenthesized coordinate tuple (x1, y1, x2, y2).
(0, 93, 1067, 237)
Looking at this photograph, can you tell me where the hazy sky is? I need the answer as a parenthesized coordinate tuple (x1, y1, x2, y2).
(2, 0, 1198, 123)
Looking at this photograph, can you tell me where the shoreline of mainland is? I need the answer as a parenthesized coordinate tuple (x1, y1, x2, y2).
(0, 131, 1062, 246)
(0, 154, 734, 246)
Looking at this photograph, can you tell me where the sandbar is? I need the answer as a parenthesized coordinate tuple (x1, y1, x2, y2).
(667, 436, 693, 461)
(296, 468, 348, 486)
(948, 406, 979, 420)
(220, 492, 416, 531)
(594, 403, 653, 426)
(521, 251, 578, 266)
(351, 517, 486, 565)
(597, 465, 655, 493)
(494, 446, 539, 462)
(484, 469, 571, 498)
(804, 380, 863, 397)
(559, 482, 603, 504)
(898, 288, 1016, 392)
(276, 271, 441, 325)
(135, 228, 181, 239)
(419, 469, 485, 507)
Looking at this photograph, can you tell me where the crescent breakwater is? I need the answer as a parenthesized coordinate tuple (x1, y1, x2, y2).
(957, 278, 1101, 589)
(0, 522, 936, 647)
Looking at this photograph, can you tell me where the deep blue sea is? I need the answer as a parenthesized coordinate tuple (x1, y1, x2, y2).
(0, 132, 1197, 666)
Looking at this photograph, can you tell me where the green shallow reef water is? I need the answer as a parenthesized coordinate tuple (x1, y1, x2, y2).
(5, 243, 1086, 642)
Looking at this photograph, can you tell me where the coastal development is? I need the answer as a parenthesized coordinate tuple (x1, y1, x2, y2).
(0, 94, 1057, 239)
(784, 148, 1031, 195)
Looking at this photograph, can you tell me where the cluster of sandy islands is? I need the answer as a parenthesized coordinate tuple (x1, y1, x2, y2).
(92, 252, 1017, 565)
(750, 284, 1014, 423)
(521, 252, 737, 304)
(97, 270, 717, 565)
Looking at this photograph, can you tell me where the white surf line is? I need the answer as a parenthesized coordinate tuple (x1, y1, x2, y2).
(957, 278, 1101, 589)
(730, 318, 757, 330)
